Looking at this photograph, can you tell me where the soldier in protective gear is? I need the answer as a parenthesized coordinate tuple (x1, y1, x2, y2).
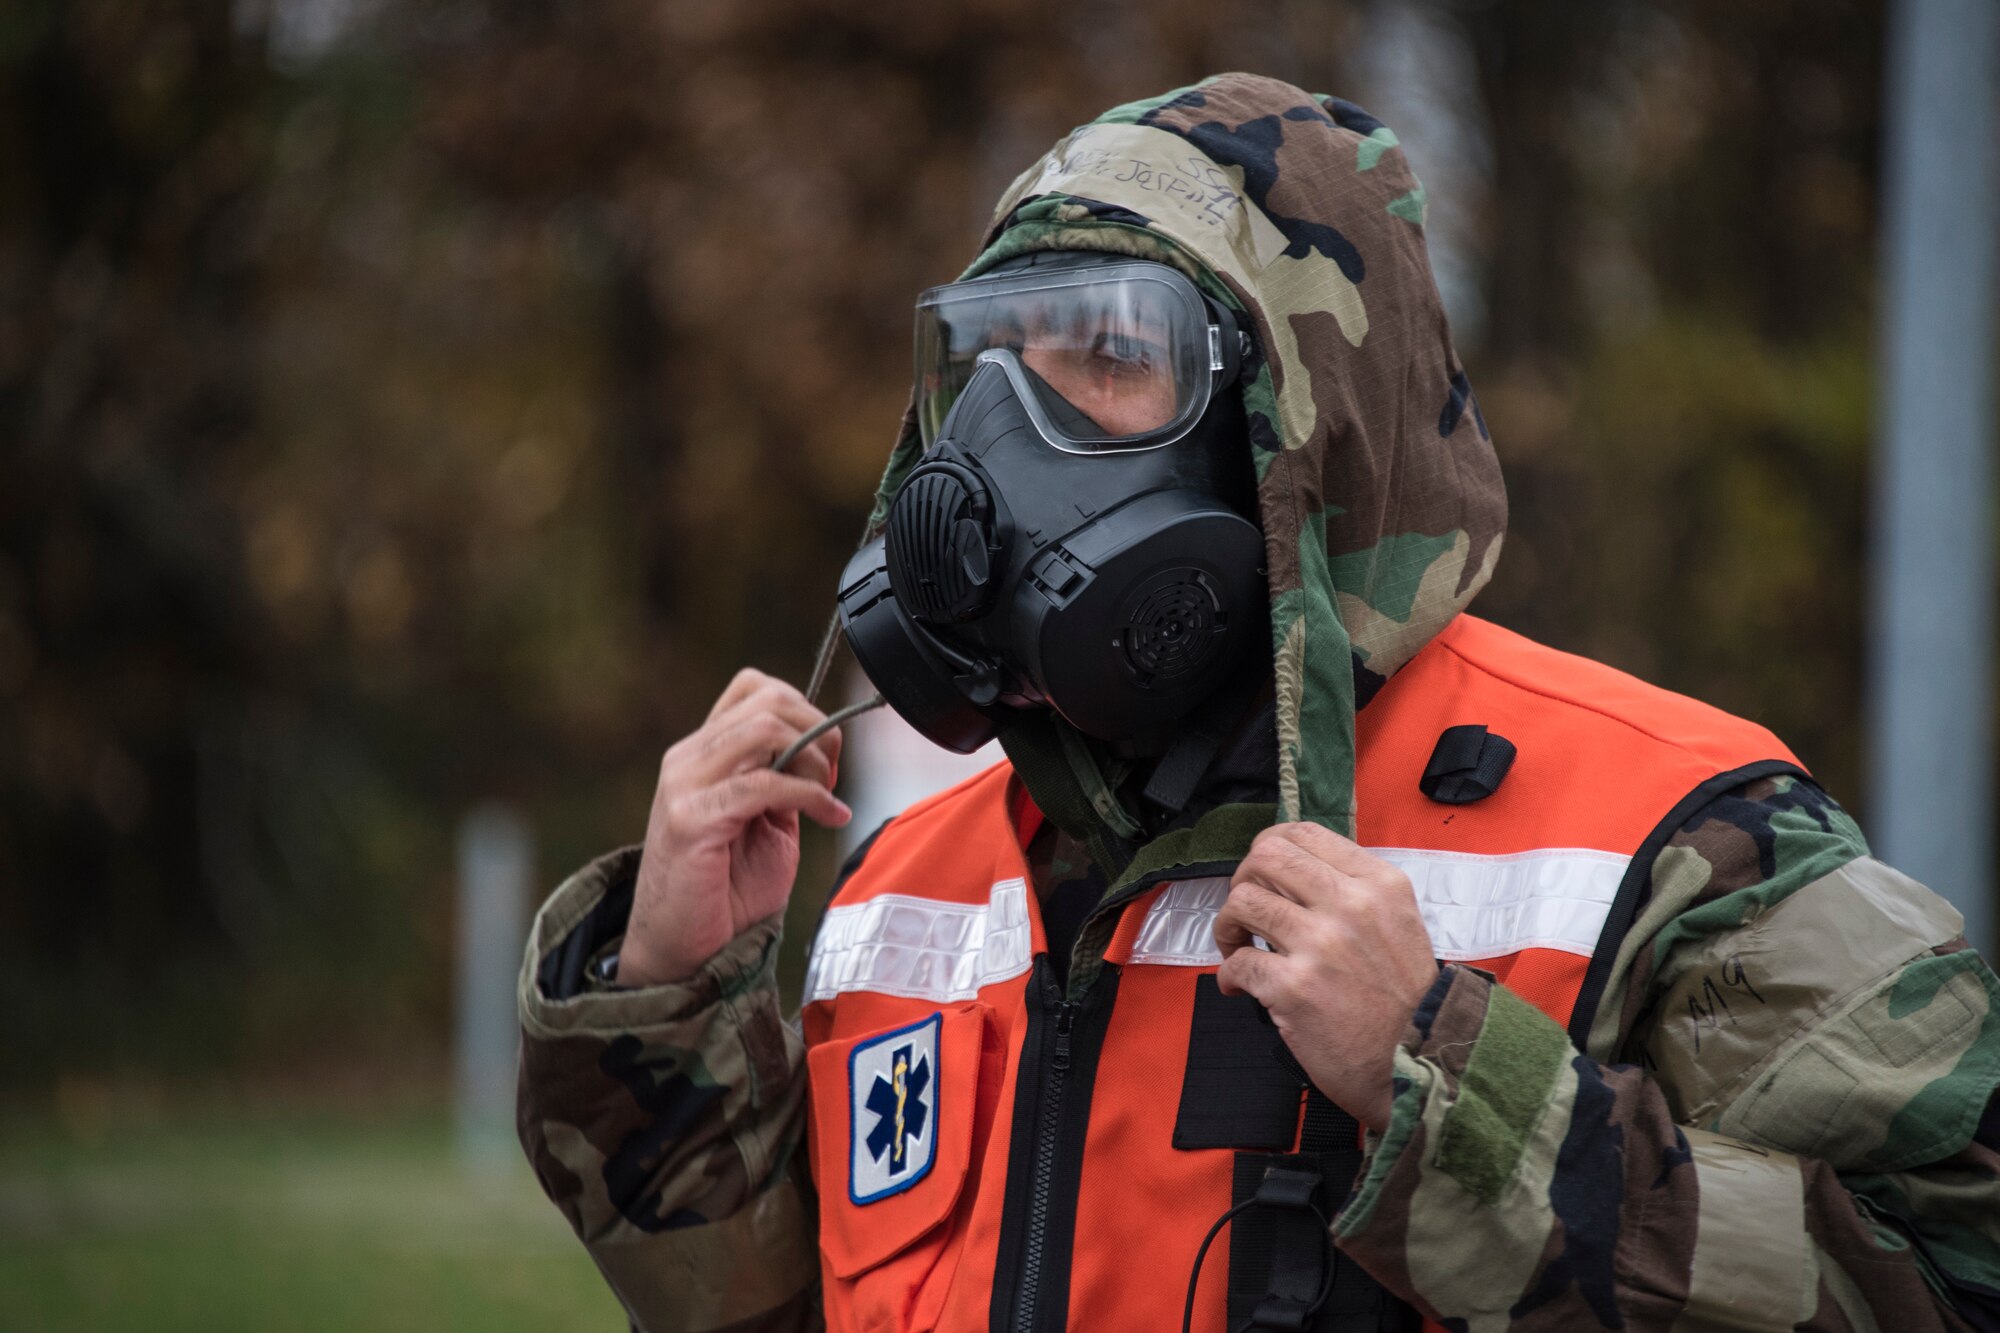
(516, 74, 2000, 1332)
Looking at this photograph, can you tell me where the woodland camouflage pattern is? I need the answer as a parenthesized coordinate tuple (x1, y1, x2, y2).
(1337, 771, 2000, 1330)
(870, 73, 1506, 837)
(517, 74, 2000, 1330)
(517, 848, 818, 1331)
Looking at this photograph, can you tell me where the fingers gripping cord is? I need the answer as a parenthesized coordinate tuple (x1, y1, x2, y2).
(771, 693, 887, 774)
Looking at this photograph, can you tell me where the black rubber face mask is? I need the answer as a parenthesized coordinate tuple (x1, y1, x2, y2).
(837, 253, 1266, 754)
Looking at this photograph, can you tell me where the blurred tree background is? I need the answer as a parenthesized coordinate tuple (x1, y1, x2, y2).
(1, 0, 1887, 1102)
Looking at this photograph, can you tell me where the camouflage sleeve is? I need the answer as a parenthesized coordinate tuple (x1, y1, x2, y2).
(516, 847, 822, 1332)
(1333, 776, 2000, 1330)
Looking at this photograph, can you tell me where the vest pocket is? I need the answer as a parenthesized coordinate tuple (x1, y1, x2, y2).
(806, 1002, 992, 1281)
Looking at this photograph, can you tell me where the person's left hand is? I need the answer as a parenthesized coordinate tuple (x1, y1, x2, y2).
(1213, 822, 1440, 1133)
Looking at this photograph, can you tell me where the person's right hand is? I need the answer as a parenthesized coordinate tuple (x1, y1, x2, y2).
(616, 668, 852, 987)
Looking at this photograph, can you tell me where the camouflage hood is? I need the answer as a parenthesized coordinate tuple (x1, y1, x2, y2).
(870, 73, 1505, 848)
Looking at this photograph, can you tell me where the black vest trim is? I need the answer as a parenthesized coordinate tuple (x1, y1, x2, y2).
(1565, 758, 1809, 1049)
(820, 818, 891, 914)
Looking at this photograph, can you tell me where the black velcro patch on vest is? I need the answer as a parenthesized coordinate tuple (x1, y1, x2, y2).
(1173, 976, 1304, 1150)
(1419, 724, 1516, 804)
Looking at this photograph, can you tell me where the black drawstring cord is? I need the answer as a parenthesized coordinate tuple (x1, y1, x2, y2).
(1183, 1196, 1262, 1333)
(1180, 1186, 1337, 1333)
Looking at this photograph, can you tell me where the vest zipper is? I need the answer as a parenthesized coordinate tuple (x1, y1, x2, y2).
(1010, 995, 1075, 1333)
(992, 873, 1206, 1332)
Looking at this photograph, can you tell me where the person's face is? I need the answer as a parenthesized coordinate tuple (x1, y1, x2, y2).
(1003, 308, 1181, 439)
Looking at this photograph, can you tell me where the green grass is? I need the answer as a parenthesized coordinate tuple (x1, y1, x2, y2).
(0, 1103, 626, 1332)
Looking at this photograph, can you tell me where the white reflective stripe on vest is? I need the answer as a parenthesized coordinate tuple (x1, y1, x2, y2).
(1127, 848, 1632, 967)
(805, 878, 1033, 1004)
(1129, 878, 1234, 965)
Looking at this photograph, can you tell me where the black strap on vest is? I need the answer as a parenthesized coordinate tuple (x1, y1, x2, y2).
(1143, 667, 1265, 816)
(1143, 719, 1226, 815)
(1224, 1089, 1417, 1332)
(1223, 1151, 1333, 1330)
(1172, 980, 1418, 1331)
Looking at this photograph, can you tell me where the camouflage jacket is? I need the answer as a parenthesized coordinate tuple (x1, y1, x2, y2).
(518, 74, 2000, 1331)
(520, 767, 2000, 1333)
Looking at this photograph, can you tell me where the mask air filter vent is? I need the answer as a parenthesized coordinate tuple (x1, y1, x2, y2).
(1121, 570, 1225, 685)
(884, 462, 1000, 625)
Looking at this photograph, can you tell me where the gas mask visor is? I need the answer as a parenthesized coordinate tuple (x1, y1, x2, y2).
(914, 259, 1233, 454)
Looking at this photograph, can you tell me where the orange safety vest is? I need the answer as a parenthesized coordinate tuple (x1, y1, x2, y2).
(801, 614, 1802, 1332)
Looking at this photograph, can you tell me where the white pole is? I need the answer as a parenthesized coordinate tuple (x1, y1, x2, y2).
(455, 803, 532, 1175)
(1870, 0, 2000, 951)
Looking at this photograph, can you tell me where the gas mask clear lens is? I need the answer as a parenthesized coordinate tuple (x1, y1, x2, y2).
(914, 261, 1226, 454)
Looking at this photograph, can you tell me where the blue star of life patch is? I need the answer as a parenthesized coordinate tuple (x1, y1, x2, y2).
(848, 1011, 941, 1204)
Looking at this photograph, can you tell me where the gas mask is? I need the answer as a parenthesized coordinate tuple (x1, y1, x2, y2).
(837, 251, 1266, 754)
